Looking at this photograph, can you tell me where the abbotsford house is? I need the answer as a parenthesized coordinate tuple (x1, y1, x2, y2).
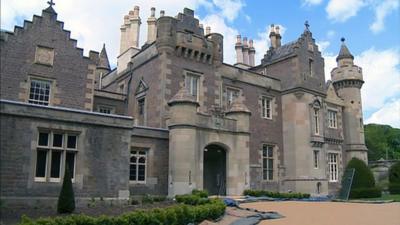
(0, 3, 369, 206)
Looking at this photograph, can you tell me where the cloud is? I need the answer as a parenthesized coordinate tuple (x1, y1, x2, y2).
(370, 0, 399, 33)
(316, 41, 330, 53)
(322, 46, 400, 127)
(201, 14, 239, 64)
(366, 99, 400, 128)
(326, 0, 365, 22)
(212, 0, 245, 22)
(326, 30, 336, 39)
(302, 0, 323, 6)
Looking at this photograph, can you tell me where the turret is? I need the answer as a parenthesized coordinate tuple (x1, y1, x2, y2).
(331, 38, 368, 163)
(95, 44, 111, 89)
(225, 98, 251, 132)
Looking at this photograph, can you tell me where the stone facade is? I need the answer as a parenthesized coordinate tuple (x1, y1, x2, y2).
(0, 4, 368, 206)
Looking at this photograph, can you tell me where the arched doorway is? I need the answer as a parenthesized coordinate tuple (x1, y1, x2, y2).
(203, 144, 226, 195)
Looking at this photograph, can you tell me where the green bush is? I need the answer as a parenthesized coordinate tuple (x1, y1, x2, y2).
(191, 189, 208, 198)
(344, 158, 381, 198)
(175, 194, 210, 205)
(349, 187, 382, 198)
(389, 162, 400, 184)
(388, 183, 400, 194)
(57, 167, 75, 214)
(19, 199, 226, 225)
(243, 189, 310, 199)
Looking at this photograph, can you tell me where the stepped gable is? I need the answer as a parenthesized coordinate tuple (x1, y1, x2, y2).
(0, 5, 96, 61)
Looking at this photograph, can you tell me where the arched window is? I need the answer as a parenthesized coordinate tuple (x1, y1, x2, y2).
(129, 150, 147, 183)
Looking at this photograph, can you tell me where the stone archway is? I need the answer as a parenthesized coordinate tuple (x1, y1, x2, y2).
(203, 144, 227, 196)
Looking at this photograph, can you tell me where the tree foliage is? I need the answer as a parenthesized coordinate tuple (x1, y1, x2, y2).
(345, 158, 381, 198)
(57, 166, 75, 213)
(364, 124, 400, 161)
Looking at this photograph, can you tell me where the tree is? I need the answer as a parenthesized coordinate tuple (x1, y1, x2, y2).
(389, 161, 400, 194)
(344, 157, 381, 198)
(57, 166, 75, 213)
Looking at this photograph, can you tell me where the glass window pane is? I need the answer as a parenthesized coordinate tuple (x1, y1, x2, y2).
(53, 133, 63, 147)
(138, 157, 146, 163)
(130, 156, 137, 163)
(138, 165, 145, 181)
(38, 132, 49, 146)
(35, 150, 47, 178)
(50, 151, 61, 178)
(268, 159, 273, 169)
(67, 135, 77, 149)
(263, 158, 267, 169)
(130, 164, 137, 181)
(268, 147, 273, 157)
(268, 170, 273, 180)
(263, 169, 268, 180)
(66, 152, 75, 179)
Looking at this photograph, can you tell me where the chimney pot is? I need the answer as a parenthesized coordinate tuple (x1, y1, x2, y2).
(243, 37, 248, 46)
(249, 39, 253, 48)
(236, 35, 242, 44)
(150, 7, 156, 17)
(160, 10, 165, 17)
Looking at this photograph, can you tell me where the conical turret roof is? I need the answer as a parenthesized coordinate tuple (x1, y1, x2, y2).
(168, 87, 199, 106)
(98, 44, 110, 70)
(336, 38, 354, 62)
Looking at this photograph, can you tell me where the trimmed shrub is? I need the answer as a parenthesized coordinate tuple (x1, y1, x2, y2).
(192, 189, 208, 198)
(20, 199, 226, 225)
(344, 157, 381, 198)
(243, 189, 310, 199)
(57, 166, 75, 214)
(388, 183, 400, 194)
(349, 187, 382, 198)
(389, 162, 400, 183)
(175, 194, 210, 205)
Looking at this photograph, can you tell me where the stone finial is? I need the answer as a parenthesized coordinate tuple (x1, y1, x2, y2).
(150, 7, 156, 17)
(168, 87, 199, 106)
(227, 98, 251, 114)
(305, 20, 310, 30)
(206, 26, 211, 35)
(160, 10, 165, 17)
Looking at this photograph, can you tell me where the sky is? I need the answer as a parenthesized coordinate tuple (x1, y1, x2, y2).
(2, 0, 399, 128)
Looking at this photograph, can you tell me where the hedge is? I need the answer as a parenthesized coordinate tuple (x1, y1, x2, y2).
(343, 158, 381, 198)
(349, 187, 382, 199)
(388, 183, 400, 194)
(57, 166, 75, 213)
(243, 190, 310, 199)
(19, 199, 226, 225)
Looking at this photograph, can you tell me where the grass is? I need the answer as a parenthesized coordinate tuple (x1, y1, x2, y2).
(358, 194, 400, 202)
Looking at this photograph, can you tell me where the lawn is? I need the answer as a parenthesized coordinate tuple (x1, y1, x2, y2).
(359, 194, 400, 202)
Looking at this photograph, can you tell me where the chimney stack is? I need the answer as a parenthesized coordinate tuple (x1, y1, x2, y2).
(206, 26, 211, 35)
(119, 6, 141, 54)
(269, 24, 277, 49)
(235, 35, 243, 64)
(248, 39, 255, 66)
(275, 25, 281, 48)
(147, 7, 157, 44)
(242, 37, 249, 65)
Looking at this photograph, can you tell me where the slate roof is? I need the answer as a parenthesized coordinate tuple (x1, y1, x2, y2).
(336, 41, 354, 62)
(263, 41, 297, 63)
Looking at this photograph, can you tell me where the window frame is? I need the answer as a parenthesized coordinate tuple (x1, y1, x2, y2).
(28, 78, 52, 106)
(98, 105, 115, 114)
(185, 72, 200, 101)
(313, 150, 319, 169)
(261, 96, 272, 119)
(328, 153, 339, 182)
(34, 130, 78, 183)
(226, 87, 240, 106)
(129, 150, 148, 184)
(328, 110, 337, 129)
(262, 144, 274, 181)
(313, 108, 320, 135)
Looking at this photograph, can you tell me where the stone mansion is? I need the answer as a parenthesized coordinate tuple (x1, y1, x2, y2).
(0, 3, 368, 205)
